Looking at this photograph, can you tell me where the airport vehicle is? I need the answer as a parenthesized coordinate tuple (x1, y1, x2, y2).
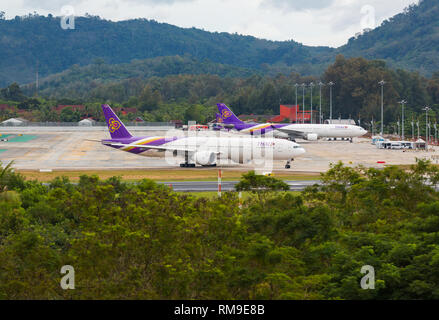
(100, 105, 306, 168)
(189, 124, 209, 131)
(216, 104, 367, 142)
(378, 141, 415, 150)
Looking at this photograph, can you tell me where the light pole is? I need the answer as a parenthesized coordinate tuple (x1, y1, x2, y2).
(435, 123, 438, 145)
(379, 80, 386, 135)
(423, 106, 431, 147)
(318, 82, 324, 124)
(328, 81, 334, 123)
(428, 119, 432, 143)
(411, 119, 414, 141)
(371, 118, 375, 137)
(301, 83, 306, 124)
(309, 82, 315, 124)
(294, 83, 299, 124)
(399, 100, 407, 140)
(417, 121, 420, 140)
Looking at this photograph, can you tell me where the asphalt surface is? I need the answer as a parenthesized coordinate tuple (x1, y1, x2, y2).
(160, 180, 321, 192)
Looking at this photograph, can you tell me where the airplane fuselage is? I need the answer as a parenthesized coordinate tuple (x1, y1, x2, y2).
(216, 103, 367, 140)
(103, 135, 306, 164)
(225, 123, 366, 140)
(279, 124, 368, 139)
(101, 104, 306, 168)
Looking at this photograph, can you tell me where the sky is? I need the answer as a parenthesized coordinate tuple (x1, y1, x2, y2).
(1, 0, 418, 47)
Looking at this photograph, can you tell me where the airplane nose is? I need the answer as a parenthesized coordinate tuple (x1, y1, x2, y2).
(298, 147, 306, 156)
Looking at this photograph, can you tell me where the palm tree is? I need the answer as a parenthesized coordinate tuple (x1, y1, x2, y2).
(0, 161, 14, 193)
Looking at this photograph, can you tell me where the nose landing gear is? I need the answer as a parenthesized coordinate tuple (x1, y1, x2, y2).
(285, 159, 294, 169)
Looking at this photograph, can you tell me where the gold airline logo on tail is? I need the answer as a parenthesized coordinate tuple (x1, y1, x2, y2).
(222, 110, 232, 119)
(108, 118, 121, 133)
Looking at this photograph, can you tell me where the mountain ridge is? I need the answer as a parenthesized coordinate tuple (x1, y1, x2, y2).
(0, 0, 438, 86)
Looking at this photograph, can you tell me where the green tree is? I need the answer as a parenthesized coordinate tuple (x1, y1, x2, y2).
(236, 171, 289, 204)
(60, 107, 80, 122)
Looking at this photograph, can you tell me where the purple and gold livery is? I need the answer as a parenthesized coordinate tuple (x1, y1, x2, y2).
(101, 104, 307, 168)
(216, 104, 367, 141)
(101, 104, 181, 155)
(216, 103, 287, 135)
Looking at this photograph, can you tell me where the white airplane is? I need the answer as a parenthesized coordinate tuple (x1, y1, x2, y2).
(273, 123, 368, 142)
(216, 104, 368, 142)
(101, 105, 306, 169)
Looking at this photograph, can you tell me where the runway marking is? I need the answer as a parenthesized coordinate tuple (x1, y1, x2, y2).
(6, 135, 37, 143)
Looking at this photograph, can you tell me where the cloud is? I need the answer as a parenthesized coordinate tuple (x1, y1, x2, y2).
(2, 0, 419, 47)
(261, 0, 334, 11)
(21, 0, 194, 11)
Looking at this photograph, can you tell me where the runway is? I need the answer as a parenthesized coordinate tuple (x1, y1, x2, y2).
(160, 180, 321, 192)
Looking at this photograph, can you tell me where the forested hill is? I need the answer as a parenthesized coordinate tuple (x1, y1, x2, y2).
(0, 13, 332, 86)
(32, 55, 260, 96)
(338, 0, 439, 74)
(2, 0, 439, 87)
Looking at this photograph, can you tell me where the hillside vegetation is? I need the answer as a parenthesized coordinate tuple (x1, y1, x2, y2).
(0, 13, 331, 86)
(6, 56, 438, 134)
(339, 0, 439, 74)
(2, 0, 439, 86)
(2, 161, 439, 299)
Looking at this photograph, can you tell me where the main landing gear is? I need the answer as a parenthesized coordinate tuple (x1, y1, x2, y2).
(285, 159, 294, 169)
(180, 150, 196, 168)
(180, 163, 196, 168)
(349, 138, 353, 143)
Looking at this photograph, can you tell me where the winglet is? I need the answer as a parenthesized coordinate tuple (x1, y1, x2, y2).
(102, 104, 133, 139)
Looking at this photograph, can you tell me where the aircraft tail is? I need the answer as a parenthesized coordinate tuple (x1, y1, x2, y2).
(102, 104, 133, 139)
(217, 103, 244, 125)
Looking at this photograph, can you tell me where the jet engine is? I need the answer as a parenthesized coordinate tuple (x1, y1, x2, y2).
(305, 133, 318, 141)
(194, 151, 217, 166)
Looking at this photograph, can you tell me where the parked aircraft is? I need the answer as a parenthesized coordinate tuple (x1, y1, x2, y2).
(216, 104, 367, 142)
(101, 105, 306, 168)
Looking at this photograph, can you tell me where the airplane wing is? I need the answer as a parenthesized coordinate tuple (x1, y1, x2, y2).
(272, 126, 307, 138)
(103, 142, 223, 155)
(102, 142, 198, 153)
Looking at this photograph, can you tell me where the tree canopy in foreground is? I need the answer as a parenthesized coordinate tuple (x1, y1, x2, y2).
(1, 160, 439, 299)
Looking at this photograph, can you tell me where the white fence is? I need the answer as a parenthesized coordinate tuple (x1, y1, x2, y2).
(0, 121, 175, 127)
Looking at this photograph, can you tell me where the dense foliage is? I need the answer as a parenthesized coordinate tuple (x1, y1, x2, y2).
(339, 0, 439, 75)
(3, 55, 438, 135)
(0, 13, 331, 86)
(1, 160, 439, 299)
(2, 0, 439, 134)
(1, 0, 439, 88)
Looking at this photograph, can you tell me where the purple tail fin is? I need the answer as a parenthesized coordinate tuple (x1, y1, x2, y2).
(102, 104, 133, 139)
(217, 104, 244, 125)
